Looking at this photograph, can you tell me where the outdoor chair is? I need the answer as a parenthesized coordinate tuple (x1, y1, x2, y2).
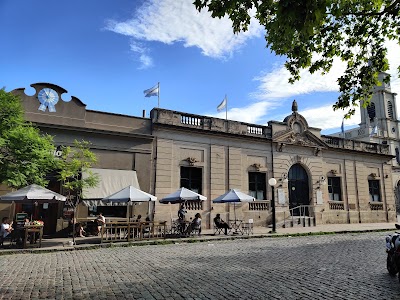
(242, 219, 254, 235)
(0, 234, 14, 248)
(213, 222, 224, 235)
(189, 220, 201, 236)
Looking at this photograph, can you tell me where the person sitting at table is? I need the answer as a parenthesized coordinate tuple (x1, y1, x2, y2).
(189, 213, 202, 236)
(135, 214, 142, 222)
(96, 213, 106, 235)
(0, 217, 14, 247)
(213, 214, 230, 235)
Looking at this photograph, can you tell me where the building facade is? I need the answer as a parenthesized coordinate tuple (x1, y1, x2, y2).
(0, 82, 396, 232)
(330, 72, 400, 213)
(151, 102, 396, 228)
(0, 83, 154, 233)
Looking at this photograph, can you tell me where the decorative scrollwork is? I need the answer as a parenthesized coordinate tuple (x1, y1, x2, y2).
(186, 157, 198, 166)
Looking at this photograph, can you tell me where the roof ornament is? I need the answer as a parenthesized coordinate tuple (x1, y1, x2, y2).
(292, 100, 298, 113)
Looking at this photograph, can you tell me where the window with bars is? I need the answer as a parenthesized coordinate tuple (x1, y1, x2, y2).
(180, 166, 202, 195)
(368, 180, 381, 202)
(328, 177, 341, 201)
(249, 172, 266, 200)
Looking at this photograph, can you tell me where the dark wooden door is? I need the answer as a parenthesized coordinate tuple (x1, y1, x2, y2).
(288, 164, 310, 215)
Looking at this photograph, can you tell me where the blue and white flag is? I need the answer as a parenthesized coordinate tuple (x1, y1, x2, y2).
(144, 84, 159, 97)
(370, 124, 378, 137)
(217, 96, 227, 112)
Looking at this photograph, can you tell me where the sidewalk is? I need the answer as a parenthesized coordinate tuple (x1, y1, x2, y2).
(0, 222, 397, 255)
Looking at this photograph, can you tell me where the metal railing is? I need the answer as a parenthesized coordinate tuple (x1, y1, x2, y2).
(249, 200, 270, 211)
(282, 205, 316, 228)
(101, 221, 167, 243)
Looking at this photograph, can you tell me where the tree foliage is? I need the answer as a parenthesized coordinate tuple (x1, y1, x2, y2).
(57, 140, 99, 205)
(0, 89, 57, 188)
(194, 0, 400, 117)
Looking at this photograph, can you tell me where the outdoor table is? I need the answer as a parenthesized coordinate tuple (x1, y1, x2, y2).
(23, 225, 44, 248)
(171, 220, 191, 236)
(229, 219, 244, 235)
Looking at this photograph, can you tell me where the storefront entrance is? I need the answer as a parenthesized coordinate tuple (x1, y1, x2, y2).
(288, 164, 310, 216)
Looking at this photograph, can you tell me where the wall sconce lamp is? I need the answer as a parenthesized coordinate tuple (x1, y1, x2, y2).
(316, 176, 327, 189)
(279, 173, 289, 184)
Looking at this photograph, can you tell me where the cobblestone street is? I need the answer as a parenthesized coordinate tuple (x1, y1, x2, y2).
(1, 232, 400, 300)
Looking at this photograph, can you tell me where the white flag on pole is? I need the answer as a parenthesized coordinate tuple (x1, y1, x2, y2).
(370, 124, 378, 137)
(144, 84, 159, 97)
(217, 96, 227, 112)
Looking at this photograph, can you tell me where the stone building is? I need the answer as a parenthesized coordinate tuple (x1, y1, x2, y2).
(151, 101, 396, 228)
(330, 72, 400, 213)
(0, 83, 154, 234)
(0, 82, 396, 233)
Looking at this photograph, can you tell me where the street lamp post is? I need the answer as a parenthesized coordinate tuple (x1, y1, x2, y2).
(268, 178, 277, 233)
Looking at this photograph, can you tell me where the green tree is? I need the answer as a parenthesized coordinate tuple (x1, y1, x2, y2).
(194, 0, 400, 117)
(57, 140, 99, 243)
(0, 89, 57, 188)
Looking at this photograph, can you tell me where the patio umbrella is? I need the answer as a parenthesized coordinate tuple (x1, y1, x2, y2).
(159, 187, 206, 204)
(0, 184, 67, 221)
(212, 189, 255, 221)
(159, 187, 207, 223)
(102, 185, 157, 218)
(0, 184, 66, 203)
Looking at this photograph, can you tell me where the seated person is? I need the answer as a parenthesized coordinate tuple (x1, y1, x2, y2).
(213, 213, 230, 235)
(96, 213, 106, 235)
(189, 213, 202, 236)
(70, 217, 86, 237)
(0, 217, 14, 246)
(135, 214, 142, 223)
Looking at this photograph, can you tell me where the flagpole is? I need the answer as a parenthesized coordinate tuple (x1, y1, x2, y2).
(225, 94, 228, 120)
(158, 82, 160, 108)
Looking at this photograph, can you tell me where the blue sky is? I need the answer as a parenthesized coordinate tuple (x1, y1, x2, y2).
(1, 0, 399, 134)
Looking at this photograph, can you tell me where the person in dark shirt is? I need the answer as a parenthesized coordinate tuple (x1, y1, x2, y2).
(213, 213, 230, 235)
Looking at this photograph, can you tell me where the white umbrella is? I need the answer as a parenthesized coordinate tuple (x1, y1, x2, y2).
(102, 185, 157, 219)
(0, 184, 66, 203)
(213, 189, 255, 221)
(159, 187, 206, 204)
(102, 186, 157, 203)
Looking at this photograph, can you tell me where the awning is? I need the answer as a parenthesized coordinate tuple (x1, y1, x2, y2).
(81, 168, 140, 206)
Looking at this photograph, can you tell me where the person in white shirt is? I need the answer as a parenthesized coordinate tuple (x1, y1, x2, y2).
(0, 217, 13, 244)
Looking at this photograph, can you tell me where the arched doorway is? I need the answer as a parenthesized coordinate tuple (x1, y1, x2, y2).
(288, 164, 310, 215)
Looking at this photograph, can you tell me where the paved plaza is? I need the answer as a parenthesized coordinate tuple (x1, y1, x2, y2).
(1, 231, 400, 300)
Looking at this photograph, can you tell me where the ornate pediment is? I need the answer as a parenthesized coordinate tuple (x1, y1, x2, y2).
(274, 130, 329, 150)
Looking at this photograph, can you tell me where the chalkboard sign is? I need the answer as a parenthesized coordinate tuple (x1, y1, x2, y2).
(15, 212, 28, 228)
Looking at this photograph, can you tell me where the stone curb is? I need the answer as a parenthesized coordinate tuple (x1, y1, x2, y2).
(0, 227, 394, 256)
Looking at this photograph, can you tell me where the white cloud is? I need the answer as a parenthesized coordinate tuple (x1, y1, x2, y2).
(299, 105, 361, 131)
(129, 41, 153, 69)
(248, 40, 400, 131)
(252, 59, 346, 100)
(106, 0, 263, 67)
